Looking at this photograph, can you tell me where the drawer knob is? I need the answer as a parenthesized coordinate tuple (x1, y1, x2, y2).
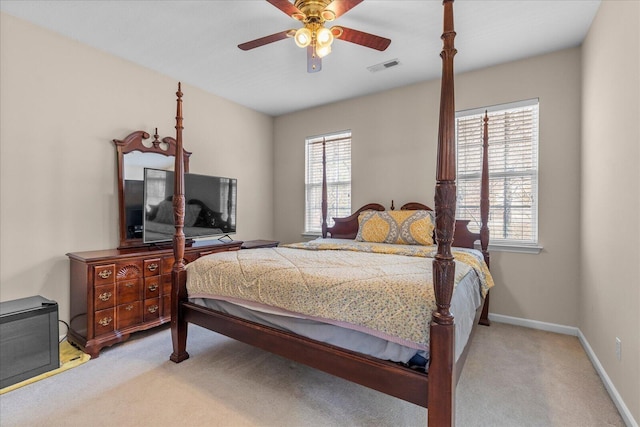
(98, 292, 112, 302)
(98, 270, 112, 279)
(148, 284, 159, 292)
(147, 305, 159, 314)
(98, 317, 113, 327)
(147, 263, 159, 272)
(125, 283, 134, 288)
(125, 304, 134, 311)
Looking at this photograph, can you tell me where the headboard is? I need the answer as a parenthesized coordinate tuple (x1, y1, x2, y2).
(325, 201, 480, 250)
(325, 203, 384, 239)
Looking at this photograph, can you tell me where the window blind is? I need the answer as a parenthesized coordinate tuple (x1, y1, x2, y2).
(305, 131, 351, 233)
(219, 178, 236, 228)
(456, 99, 539, 245)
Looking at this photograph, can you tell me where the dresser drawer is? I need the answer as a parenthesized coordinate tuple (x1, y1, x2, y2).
(93, 264, 115, 286)
(144, 276, 161, 299)
(144, 298, 160, 322)
(94, 308, 115, 336)
(117, 279, 142, 304)
(67, 240, 241, 357)
(117, 301, 142, 329)
(116, 260, 143, 281)
(143, 258, 161, 277)
(94, 284, 115, 311)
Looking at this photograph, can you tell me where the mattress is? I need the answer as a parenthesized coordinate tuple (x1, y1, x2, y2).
(187, 238, 492, 367)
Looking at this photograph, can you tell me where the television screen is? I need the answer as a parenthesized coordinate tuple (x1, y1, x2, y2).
(143, 168, 237, 244)
(124, 179, 144, 239)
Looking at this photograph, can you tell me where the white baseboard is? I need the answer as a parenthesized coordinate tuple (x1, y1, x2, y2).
(577, 330, 638, 427)
(488, 313, 579, 336)
(489, 313, 638, 427)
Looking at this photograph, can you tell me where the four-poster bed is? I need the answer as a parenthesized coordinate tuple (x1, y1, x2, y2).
(169, 1, 493, 425)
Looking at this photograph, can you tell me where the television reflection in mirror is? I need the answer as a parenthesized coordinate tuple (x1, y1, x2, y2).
(143, 168, 237, 244)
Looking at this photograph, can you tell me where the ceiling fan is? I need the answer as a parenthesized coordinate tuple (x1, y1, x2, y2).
(238, 0, 391, 73)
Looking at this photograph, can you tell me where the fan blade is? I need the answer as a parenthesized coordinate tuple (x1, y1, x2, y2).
(307, 46, 322, 73)
(238, 30, 294, 51)
(333, 26, 391, 51)
(267, 0, 305, 20)
(323, 0, 363, 20)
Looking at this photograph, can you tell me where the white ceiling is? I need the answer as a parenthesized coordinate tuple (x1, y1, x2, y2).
(0, 0, 601, 116)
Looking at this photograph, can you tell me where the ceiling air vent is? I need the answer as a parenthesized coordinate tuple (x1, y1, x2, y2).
(367, 59, 400, 73)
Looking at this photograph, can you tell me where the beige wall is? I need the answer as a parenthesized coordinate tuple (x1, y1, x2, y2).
(2, 2, 638, 423)
(581, 0, 640, 422)
(0, 13, 274, 324)
(274, 48, 583, 328)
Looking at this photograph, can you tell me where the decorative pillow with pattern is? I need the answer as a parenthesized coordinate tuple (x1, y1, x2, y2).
(355, 210, 435, 245)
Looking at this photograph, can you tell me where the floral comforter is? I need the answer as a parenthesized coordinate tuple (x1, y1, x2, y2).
(186, 238, 494, 348)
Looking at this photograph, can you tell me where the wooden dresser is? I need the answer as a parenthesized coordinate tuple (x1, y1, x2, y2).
(67, 240, 242, 358)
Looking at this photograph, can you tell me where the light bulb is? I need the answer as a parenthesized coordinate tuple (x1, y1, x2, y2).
(316, 27, 334, 47)
(294, 27, 312, 48)
(316, 44, 332, 58)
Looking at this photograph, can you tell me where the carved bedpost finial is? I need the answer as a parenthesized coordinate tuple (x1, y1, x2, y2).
(176, 83, 183, 130)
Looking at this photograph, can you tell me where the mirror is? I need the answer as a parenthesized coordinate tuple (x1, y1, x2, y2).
(114, 130, 191, 249)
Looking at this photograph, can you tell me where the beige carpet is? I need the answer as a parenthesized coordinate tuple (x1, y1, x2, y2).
(0, 322, 624, 426)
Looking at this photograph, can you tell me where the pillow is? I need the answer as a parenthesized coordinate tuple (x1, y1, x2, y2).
(184, 204, 202, 227)
(152, 200, 174, 224)
(355, 210, 435, 245)
(149, 200, 200, 227)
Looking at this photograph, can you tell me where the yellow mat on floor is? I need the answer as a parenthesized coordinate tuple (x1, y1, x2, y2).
(0, 340, 90, 395)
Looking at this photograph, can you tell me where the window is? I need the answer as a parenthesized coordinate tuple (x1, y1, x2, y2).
(219, 178, 237, 229)
(305, 131, 351, 234)
(144, 169, 168, 208)
(456, 99, 539, 249)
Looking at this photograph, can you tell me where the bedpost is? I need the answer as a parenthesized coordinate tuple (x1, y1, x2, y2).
(479, 111, 492, 326)
(321, 140, 328, 238)
(170, 82, 189, 363)
(480, 111, 490, 265)
(428, 0, 457, 425)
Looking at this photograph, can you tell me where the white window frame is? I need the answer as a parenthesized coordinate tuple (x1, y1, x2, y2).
(304, 131, 351, 236)
(456, 99, 542, 254)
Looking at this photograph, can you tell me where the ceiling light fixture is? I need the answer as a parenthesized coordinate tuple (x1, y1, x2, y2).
(238, 0, 391, 74)
(293, 20, 336, 58)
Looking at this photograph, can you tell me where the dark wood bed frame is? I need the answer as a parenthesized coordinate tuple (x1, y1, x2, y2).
(169, 1, 491, 425)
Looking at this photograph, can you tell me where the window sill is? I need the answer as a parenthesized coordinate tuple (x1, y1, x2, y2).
(301, 232, 322, 240)
(475, 242, 543, 254)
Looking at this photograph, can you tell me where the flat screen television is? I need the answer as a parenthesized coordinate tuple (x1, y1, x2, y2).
(143, 168, 237, 244)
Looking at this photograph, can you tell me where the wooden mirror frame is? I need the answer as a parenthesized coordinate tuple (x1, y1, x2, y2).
(113, 130, 192, 249)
